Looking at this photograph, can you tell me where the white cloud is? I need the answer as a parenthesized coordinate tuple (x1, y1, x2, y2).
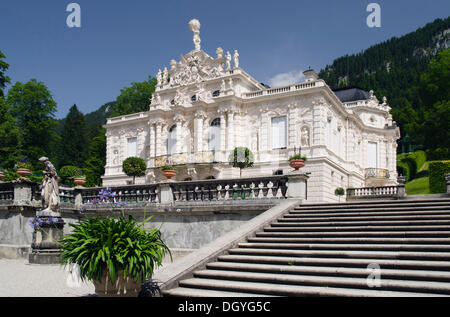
(268, 70, 305, 87)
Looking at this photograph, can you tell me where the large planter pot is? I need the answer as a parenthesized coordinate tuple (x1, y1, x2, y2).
(93, 271, 142, 297)
(289, 159, 305, 171)
(16, 168, 31, 177)
(73, 177, 86, 187)
(162, 170, 176, 180)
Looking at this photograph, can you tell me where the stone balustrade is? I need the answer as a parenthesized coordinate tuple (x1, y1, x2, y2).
(242, 80, 323, 99)
(347, 186, 399, 200)
(169, 175, 290, 202)
(0, 173, 308, 211)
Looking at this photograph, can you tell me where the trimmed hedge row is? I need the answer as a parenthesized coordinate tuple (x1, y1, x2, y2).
(396, 151, 427, 182)
(428, 161, 450, 193)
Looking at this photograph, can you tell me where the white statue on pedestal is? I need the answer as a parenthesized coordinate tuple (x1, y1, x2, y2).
(39, 157, 60, 215)
(216, 47, 223, 59)
(233, 50, 239, 68)
(226, 51, 231, 70)
(157, 69, 163, 87)
(163, 67, 169, 85)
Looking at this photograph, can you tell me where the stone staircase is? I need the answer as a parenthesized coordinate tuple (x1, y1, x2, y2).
(163, 198, 450, 297)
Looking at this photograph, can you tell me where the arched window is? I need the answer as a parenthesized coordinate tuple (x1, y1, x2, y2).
(191, 95, 197, 102)
(167, 125, 177, 155)
(212, 90, 220, 97)
(209, 118, 221, 151)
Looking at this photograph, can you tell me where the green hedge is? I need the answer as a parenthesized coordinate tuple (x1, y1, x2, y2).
(428, 161, 450, 193)
(397, 161, 410, 181)
(396, 151, 427, 182)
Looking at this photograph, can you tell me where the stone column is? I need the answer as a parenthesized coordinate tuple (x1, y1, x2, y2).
(175, 121, 183, 154)
(287, 104, 297, 148)
(149, 123, 156, 158)
(194, 111, 205, 153)
(155, 121, 163, 157)
(219, 111, 226, 152)
(227, 111, 235, 151)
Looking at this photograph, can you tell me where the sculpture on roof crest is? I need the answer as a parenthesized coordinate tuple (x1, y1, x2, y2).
(188, 19, 201, 51)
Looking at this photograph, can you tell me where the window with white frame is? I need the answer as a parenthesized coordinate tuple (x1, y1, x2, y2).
(167, 125, 177, 155)
(127, 137, 137, 157)
(271, 116, 287, 149)
(209, 118, 221, 151)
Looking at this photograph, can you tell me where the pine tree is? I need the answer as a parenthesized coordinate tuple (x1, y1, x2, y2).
(57, 104, 89, 169)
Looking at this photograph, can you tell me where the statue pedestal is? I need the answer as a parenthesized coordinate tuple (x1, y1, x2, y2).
(29, 214, 65, 264)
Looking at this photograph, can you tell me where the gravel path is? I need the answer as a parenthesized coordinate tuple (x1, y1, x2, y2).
(0, 259, 95, 297)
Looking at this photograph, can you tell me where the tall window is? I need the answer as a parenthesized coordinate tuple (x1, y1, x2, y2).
(367, 142, 378, 168)
(127, 137, 137, 157)
(209, 118, 221, 151)
(271, 116, 287, 149)
(167, 125, 177, 155)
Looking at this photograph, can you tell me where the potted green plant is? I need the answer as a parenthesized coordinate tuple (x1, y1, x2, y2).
(59, 214, 171, 297)
(122, 157, 147, 184)
(161, 165, 176, 180)
(73, 169, 86, 187)
(335, 187, 345, 202)
(15, 158, 32, 177)
(228, 147, 254, 178)
(288, 154, 307, 171)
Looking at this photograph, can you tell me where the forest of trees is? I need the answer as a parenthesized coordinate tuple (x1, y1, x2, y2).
(0, 17, 448, 187)
(319, 17, 450, 159)
(0, 46, 156, 186)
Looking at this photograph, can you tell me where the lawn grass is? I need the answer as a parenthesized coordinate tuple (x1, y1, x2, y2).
(405, 176, 431, 195)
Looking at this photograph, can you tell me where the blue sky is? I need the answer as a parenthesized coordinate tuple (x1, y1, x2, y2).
(1, 0, 449, 118)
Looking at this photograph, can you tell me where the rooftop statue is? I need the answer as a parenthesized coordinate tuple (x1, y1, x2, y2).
(188, 19, 201, 51)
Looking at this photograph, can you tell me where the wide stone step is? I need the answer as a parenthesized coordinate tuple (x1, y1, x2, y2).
(251, 231, 450, 238)
(193, 269, 450, 294)
(265, 219, 450, 227)
(279, 214, 450, 222)
(284, 210, 450, 219)
(227, 248, 450, 261)
(291, 205, 450, 214)
(177, 277, 443, 297)
(238, 242, 450, 252)
(248, 232, 450, 244)
(265, 225, 450, 232)
(162, 286, 275, 297)
(217, 254, 450, 270)
(206, 262, 450, 282)
(295, 200, 450, 210)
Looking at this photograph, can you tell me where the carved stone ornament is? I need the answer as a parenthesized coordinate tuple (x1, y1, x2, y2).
(170, 51, 224, 87)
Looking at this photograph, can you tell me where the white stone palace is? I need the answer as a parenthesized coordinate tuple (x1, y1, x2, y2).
(102, 19, 400, 202)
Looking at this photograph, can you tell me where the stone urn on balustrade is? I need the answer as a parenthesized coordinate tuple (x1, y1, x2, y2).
(289, 154, 307, 171)
(161, 166, 176, 180)
(73, 177, 86, 188)
(16, 168, 31, 178)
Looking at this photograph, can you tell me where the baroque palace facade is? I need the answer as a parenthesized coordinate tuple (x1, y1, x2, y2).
(102, 19, 400, 202)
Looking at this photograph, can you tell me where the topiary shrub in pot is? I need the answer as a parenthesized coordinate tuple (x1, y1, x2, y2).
(122, 157, 146, 185)
(59, 215, 171, 297)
